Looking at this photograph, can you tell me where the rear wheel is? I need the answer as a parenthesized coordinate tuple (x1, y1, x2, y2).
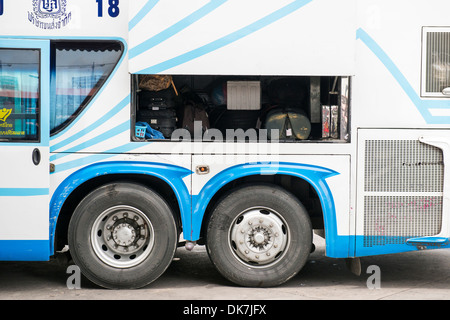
(206, 184, 312, 287)
(68, 182, 178, 289)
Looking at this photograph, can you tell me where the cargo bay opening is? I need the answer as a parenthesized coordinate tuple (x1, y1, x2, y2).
(131, 75, 350, 143)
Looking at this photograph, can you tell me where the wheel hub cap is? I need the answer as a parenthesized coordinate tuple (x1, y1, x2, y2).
(91, 206, 154, 268)
(230, 207, 289, 266)
(113, 222, 136, 246)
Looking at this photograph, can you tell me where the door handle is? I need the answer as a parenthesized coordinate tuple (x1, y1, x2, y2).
(32, 148, 41, 166)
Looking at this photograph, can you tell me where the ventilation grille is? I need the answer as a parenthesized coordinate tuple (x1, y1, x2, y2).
(364, 140, 443, 193)
(425, 31, 450, 94)
(364, 196, 443, 247)
(363, 139, 444, 247)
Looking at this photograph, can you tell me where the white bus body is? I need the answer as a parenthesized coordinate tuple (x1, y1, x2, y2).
(0, 0, 449, 288)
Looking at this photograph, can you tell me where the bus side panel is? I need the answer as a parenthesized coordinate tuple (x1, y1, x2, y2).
(128, 0, 356, 76)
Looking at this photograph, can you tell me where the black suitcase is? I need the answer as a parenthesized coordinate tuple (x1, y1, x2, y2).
(138, 88, 177, 109)
(145, 97, 170, 110)
(137, 108, 177, 139)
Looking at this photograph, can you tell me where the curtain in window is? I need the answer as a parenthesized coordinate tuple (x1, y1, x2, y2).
(50, 42, 122, 133)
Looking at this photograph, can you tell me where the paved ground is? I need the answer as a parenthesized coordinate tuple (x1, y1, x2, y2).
(0, 236, 449, 300)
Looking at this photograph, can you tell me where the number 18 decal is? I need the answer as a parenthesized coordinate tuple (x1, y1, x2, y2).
(96, 0, 119, 18)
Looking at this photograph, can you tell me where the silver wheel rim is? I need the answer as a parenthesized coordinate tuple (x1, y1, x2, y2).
(229, 207, 289, 268)
(91, 205, 155, 268)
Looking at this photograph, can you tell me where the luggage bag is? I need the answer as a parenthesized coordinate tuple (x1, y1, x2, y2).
(263, 106, 311, 140)
(137, 108, 177, 139)
(138, 88, 177, 109)
(180, 100, 210, 136)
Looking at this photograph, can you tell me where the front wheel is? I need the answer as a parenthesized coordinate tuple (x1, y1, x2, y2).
(206, 184, 312, 287)
(68, 182, 178, 289)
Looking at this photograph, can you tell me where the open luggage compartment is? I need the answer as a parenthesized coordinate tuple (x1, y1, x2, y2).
(132, 75, 350, 143)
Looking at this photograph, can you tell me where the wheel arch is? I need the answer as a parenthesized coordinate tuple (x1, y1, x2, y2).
(193, 162, 341, 255)
(50, 161, 192, 254)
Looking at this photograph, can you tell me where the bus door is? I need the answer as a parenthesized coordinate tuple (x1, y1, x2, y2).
(0, 39, 50, 260)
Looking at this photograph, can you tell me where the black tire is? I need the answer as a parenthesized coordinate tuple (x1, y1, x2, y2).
(206, 184, 312, 287)
(68, 182, 178, 289)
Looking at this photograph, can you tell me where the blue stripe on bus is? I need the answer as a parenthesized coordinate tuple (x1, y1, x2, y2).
(136, 0, 313, 74)
(355, 236, 450, 257)
(129, 0, 227, 59)
(0, 188, 49, 196)
(50, 120, 129, 162)
(0, 240, 50, 261)
(357, 28, 450, 124)
(50, 95, 130, 152)
(129, 0, 160, 31)
(52, 143, 145, 173)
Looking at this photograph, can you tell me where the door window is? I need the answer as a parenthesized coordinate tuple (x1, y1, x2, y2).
(0, 49, 40, 142)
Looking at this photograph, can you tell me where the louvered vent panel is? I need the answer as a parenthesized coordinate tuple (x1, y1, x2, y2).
(363, 140, 444, 247)
(364, 140, 443, 193)
(364, 195, 443, 247)
(425, 31, 450, 94)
